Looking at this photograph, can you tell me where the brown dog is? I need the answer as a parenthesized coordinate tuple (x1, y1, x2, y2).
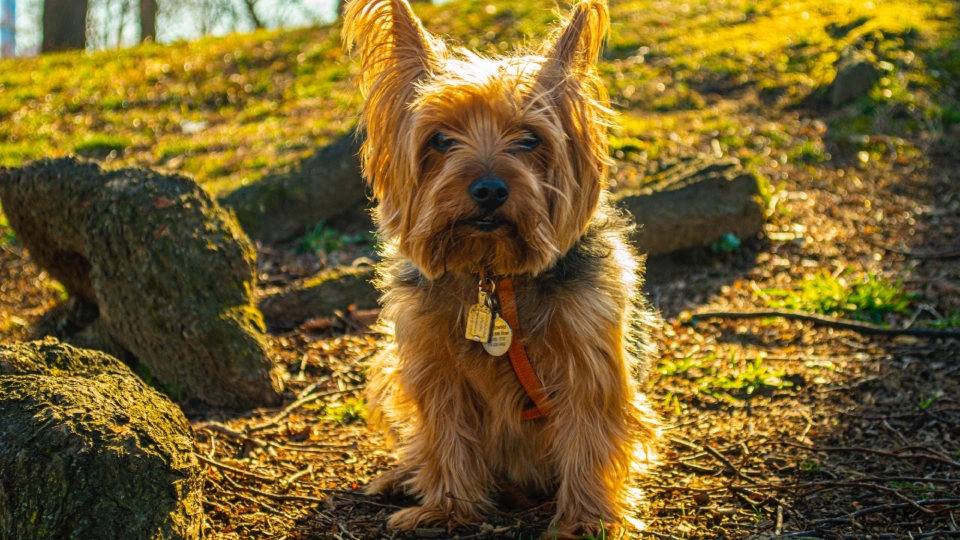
(342, 0, 660, 535)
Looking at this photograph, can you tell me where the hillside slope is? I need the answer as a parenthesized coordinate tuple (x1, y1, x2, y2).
(1, 0, 956, 197)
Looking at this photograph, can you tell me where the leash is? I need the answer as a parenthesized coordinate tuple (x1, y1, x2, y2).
(496, 278, 552, 420)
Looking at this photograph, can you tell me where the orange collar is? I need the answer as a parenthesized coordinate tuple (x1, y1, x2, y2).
(496, 278, 552, 420)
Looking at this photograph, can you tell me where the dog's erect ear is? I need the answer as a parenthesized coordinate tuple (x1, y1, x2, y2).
(534, 0, 612, 256)
(342, 0, 441, 94)
(342, 0, 445, 239)
(541, 0, 608, 77)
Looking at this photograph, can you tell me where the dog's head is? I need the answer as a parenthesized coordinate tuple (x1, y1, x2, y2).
(344, 0, 611, 279)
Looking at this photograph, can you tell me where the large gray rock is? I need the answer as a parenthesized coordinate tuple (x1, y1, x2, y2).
(616, 157, 765, 256)
(0, 339, 203, 540)
(0, 158, 282, 407)
(219, 132, 370, 244)
(830, 47, 879, 108)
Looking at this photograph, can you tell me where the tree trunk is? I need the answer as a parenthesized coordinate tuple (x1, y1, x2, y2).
(41, 0, 88, 52)
(241, 0, 264, 29)
(139, 0, 156, 42)
(0, 158, 283, 407)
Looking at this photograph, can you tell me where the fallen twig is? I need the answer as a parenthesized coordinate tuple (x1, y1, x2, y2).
(232, 490, 295, 519)
(684, 309, 960, 338)
(336, 520, 358, 540)
(217, 468, 337, 522)
(195, 422, 267, 447)
(247, 385, 365, 433)
(195, 453, 277, 483)
(704, 444, 756, 484)
(809, 498, 960, 526)
(800, 444, 960, 469)
(866, 238, 960, 260)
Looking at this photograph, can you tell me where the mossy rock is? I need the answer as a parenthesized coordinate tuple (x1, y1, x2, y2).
(0, 339, 203, 540)
(0, 158, 282, 407)
(219, 132, 370, 244)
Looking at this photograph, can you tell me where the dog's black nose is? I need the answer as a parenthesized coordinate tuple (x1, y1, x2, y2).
(469, 176, 509, 212)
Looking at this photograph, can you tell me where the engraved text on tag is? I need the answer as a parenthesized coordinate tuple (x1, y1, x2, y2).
(482, 315, 513, 356)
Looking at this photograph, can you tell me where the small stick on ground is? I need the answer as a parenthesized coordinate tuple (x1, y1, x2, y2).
(685, 310, 960, 339)
(248, 386, 365, 433)
(196, 453, 277, 483)
(809, 498, 960, 526)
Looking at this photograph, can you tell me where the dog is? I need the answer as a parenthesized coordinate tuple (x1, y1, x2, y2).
(342, 0, 660, 536)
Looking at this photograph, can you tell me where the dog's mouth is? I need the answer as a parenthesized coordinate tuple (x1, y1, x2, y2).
(465, 215, 504, 232)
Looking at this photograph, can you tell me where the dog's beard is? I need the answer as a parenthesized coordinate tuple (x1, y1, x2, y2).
(401, 204, 559, 279)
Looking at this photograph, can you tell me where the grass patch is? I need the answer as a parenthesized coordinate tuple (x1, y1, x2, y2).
(759, 269, 916, 324)
(659, 352, 794, 404)
(326, 398, 367, 425)
(0, 0, 955, 196)
(926, 308, 960, 329)
(0, 210, 15, 247)
(299, 222, 374, 254)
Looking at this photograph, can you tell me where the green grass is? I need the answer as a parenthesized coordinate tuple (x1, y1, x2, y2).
(0, 210, 15, 247)
(659, 352, 794, 404)
(325, 398, 367, 425)
(74, 134, 131, 157)
(926, 308, 960, 329)
(299, 221, 375, 254)
(0, 0, 955, 196)
(760, 269, 916, 324)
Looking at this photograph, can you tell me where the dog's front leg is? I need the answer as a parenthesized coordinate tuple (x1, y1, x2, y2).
(545, 357, 640, 537)
(385, 378, 495, 530)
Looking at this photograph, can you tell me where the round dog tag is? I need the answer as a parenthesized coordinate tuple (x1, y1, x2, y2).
(482, 315, 513, 357)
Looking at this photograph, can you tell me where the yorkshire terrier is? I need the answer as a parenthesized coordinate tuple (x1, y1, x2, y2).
(342, 0, 660, 536)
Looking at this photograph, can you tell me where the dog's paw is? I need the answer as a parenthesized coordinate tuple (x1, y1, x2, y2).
(386, 505, 458, 530)
(365, 467, 412, 495)
(542, 516, 622, 539)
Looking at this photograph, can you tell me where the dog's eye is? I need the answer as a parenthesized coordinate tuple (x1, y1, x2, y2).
(430, 133, 457, 153)
(515, 131, 541, 152)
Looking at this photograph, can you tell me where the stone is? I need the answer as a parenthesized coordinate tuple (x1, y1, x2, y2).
(219, 132, 371, 244)
(0, 339, 203, 540)
(830, 47, 879, 108)
(258, 265, 379, 328)
(615, 156, 765, 256)
(0, 158, 282, 407)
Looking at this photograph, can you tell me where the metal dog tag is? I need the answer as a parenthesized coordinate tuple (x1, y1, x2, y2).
(482, 315, 513, 357)
(466, 291, 493, 343)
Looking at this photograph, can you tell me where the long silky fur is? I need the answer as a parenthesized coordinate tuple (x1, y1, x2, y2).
(342, 0, 660, 536)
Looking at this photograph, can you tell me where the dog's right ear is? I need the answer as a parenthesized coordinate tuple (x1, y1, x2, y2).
(342, 0, 445, 241)
(342, 0, 443, 94)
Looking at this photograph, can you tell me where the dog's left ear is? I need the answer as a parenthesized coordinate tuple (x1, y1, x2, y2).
(536, 0, 611, 253)
(541, 0, 608, 77)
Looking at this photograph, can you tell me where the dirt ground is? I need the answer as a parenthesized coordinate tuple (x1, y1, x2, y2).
(3, 59, 960, 540)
